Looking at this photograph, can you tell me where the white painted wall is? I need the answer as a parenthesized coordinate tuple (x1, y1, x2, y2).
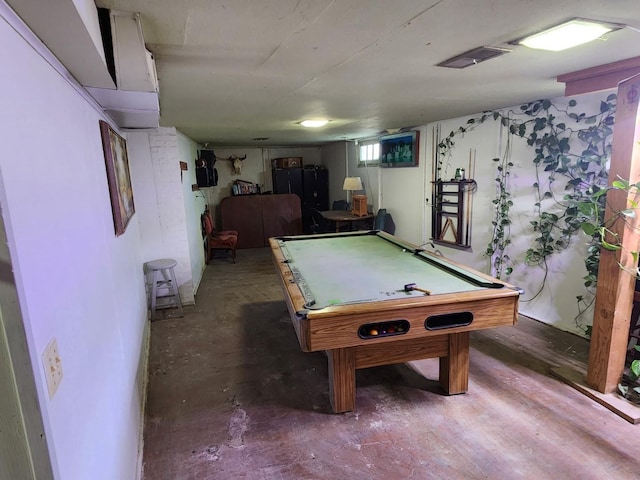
(322, 140, 381, 212)
(127, 128, 204, 304)
(352, 145, 380, 213)
(380, 93, 611, 336)
(1, 11, 147, 480)
(177, 131, 207, 294)
(322, 141, 349, 206)
(378, 126, 430, 243)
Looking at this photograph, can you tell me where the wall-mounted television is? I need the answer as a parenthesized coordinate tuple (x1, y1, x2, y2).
(379, 131, 419, 168)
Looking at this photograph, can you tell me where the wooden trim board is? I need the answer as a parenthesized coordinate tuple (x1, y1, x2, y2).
(550, 366, 640, 424)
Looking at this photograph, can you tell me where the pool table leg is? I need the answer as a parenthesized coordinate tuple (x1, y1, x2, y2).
(327, 348, 356, 413)
(439, 332, 470, 394)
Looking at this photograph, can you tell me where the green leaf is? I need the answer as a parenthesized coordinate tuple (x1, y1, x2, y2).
(592, 189, 608, 199)
(581, 223, 596, 236)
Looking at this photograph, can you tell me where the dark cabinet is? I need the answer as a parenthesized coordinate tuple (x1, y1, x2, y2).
(303, 168, 329, 210)
(272, 168, 303, 197)
(273, 166, 328, 233)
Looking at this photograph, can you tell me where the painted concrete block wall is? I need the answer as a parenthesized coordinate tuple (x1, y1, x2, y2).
(0, 12, 147, 480)
(128, 128, 196, 305)
(176, 131, 208, 295)
(149, 129, 193, 303)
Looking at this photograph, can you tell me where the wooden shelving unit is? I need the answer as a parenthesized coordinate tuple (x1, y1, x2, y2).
(432, 180, 475, 248)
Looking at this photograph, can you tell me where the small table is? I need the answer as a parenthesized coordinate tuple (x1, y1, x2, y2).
(269, 231, 521, 413)
(320, 210, 373, 232)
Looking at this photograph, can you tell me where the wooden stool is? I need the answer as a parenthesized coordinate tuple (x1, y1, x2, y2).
(145, 259, 184, 320)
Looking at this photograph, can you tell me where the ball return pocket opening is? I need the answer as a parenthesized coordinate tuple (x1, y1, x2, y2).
(425, 312, 473, 330)
(358, 319, 410, 339)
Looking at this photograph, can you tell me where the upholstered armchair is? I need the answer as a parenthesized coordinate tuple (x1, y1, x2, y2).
(202, 210, 238, 263)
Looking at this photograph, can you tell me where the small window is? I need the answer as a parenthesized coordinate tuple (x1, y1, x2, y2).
(358, 140, 380, 166)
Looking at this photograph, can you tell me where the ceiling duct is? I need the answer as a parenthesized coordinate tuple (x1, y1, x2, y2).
(85, 9, 160, 128)
(437, 46, 510, 69)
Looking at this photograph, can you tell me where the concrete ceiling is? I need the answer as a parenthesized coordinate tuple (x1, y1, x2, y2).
(95, 0, 640, 147)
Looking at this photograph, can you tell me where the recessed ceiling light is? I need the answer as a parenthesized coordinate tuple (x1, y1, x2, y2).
(300, 119, 329, 128)
(517, 18, 621, 51)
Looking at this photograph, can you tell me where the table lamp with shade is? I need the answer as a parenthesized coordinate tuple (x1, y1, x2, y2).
(343, 176, 368, 217)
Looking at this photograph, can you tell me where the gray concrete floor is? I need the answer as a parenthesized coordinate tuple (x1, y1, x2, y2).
(142, 247, 640, 479)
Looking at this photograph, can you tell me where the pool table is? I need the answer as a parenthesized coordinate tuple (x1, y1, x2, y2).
(269, 230, 521, 413)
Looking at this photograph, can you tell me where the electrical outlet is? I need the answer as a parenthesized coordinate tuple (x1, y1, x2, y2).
(42, 338, 63, 398)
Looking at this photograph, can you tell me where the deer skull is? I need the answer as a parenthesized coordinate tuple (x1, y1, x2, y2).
(215, 154, 247, 175)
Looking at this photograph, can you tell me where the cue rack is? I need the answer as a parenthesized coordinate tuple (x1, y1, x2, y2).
(431, 135, 477, 248)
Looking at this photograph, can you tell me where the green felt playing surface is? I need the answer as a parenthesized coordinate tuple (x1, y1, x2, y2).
(277, 233, 492, 309)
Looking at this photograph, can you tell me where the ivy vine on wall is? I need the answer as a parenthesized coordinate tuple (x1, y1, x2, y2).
(437, 94, 617, 332)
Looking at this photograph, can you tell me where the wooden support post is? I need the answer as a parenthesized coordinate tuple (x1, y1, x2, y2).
(587, 74, 640, 393)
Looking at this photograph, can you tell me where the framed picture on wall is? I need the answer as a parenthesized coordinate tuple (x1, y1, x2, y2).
(99, 120, 135, 236)
(379, 131, 419, 167)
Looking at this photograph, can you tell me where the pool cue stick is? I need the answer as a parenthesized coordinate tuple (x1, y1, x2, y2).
(404, 283, 432, 295)
(465, 149, 475, 246)
(431, 126, 436, 183)
(464, 149, 472, 245)
(432, 129, 436, 186)
(430, 127, 438, 238)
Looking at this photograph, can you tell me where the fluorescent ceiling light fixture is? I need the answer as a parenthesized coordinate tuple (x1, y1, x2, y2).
(300, 119, 328, 128)
(518, 19, 619, 51)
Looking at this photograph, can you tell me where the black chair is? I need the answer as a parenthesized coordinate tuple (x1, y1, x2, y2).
(332, 200, 350, 211)
(373, 208, 387, 231)
(310, 208, 330, 234)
